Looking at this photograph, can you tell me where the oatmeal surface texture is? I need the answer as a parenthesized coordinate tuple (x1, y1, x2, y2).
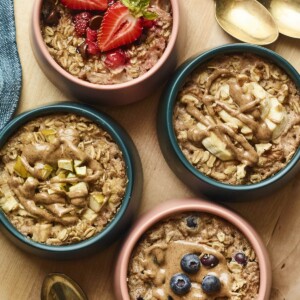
(173, 54, 300, 184)
(0, 114, 127, 245)
(127, 213, 259, 300)
(41, 0, 173, 84)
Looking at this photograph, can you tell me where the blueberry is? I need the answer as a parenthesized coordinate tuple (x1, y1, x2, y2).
(234, 252, 247, 266)
(201, 275, 221, 294)
(186, 216, 198, 228)
(200, 254, 219, 268)
(170, 273, 191, 295)
(180, 253, 201, 274)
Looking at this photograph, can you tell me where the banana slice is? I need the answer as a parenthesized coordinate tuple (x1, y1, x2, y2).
(261, 98, 272, 120)
(272, 113, 288, 140)
(255, 143, 272, 156)
(244, 82, 267, 100)
(261, 96, 287, 139)
(268, 98, 285, 124)
(219, 110, 243, 129)
(202, 133, 233, 161)
(264, 98, 286, 134)
(265, 119, 277, 131)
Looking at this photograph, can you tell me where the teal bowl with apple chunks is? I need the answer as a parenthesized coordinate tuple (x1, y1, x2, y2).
(157, 43, 300, 201)
(0, 103, 143, 259)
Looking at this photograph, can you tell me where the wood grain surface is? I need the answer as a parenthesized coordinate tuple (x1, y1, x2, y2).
(0, 1, 299, 299)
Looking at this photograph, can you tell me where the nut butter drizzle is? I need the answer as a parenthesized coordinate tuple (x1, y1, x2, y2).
(142, 240, 232, 299)
(9, 128, 103, 225)
(184, 67, 283, 166)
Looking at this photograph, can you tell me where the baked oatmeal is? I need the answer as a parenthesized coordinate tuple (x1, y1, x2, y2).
(173, 53, 300, 184)
(128, 213, 259, 300)
(0, 113, 127, 245)
(40, 0, 173, 84)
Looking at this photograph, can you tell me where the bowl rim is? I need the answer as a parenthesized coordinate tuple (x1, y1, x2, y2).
(115, 198, 271, 299)
(0, 102, 136, 253)
(163, 43, 300, 191)
(32, 0, 179, 90)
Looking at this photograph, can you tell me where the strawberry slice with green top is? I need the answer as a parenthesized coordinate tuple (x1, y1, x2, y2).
(60, 0, 108, 11)
(98, 0, 157, 52)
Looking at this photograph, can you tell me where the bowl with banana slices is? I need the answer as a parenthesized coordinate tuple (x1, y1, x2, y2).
(157, 44, 300, 201)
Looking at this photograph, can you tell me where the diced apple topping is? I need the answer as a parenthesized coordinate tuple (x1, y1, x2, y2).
(35, 163, 53, 180)
(67, 182, 88, 198)
(41, 129, 57, 143)
(75, 166, 87, 177)
(41, 129, 57, 136)
(89, 192, 106, 213)
(14, 156, 29, 178)
(74, 160, 83, 167)
(67, 172, 76, 178)
(58, 159, 74, 172)
(0, 196, 19, 213)
(82, 208, 98, 223)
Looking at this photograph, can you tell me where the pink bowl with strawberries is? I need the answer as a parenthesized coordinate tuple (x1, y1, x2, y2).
(30, 0, 179, 105)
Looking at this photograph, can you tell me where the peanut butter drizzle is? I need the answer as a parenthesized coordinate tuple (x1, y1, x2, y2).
(8, 128, 105, 225)
(11, 184, 77, 225)
(187, 127, 209, 143)
(187, 104, 258, 165)
(142, 240, 233, 299)
(215, 94, 272, 142)
(186, 68, 284, 166)
(205, 69, 232, 92)
(227, 79, 252, 107)
(21, 128, 102, 179)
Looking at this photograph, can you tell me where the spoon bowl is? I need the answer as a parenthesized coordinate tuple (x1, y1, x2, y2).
(264, 0, 300, 38)
(41, 273, 87, 300)
(215, 0, 279, 44)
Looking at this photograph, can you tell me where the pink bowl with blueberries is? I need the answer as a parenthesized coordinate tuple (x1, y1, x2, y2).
(114, 199, 272, 299)
(30, 0, 179, 105)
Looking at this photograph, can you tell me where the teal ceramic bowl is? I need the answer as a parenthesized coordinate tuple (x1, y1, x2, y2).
(157, 44, 300, 201)
(0, 103, 143, 259)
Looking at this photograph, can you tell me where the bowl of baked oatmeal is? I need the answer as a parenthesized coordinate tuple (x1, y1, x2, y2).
(0, 103, 143, 258)
(157, 43, 300, 200)
(114, 198, 271, 299)
(30, 0, 179, 105)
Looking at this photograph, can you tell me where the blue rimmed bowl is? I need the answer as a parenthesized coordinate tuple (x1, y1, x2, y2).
(157, 43, 300, 201)
(0, 102, 143, 259)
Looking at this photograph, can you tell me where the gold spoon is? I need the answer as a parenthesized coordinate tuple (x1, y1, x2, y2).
(215, 0, 279, 45)
(41, 273, 88, 300)
(262, 0, 300, 38)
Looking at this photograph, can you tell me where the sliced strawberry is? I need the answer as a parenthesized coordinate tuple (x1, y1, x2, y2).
(98, 2, 143, 52)
(61, 0, 108, 11)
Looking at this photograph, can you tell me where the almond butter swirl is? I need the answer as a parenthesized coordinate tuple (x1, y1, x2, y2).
(143, 241, 232, 299)
(0, 114, 127, 245)
(174, 54, 300, 184)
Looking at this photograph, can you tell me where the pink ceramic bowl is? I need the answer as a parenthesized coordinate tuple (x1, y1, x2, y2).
(114, 198, 271, 300)
(30, 0, 179, 105)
